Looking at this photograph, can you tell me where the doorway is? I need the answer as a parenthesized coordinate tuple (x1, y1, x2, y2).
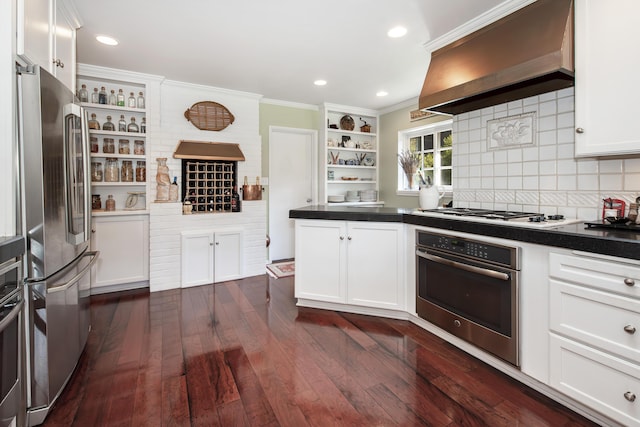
(268, 126, 317, 261)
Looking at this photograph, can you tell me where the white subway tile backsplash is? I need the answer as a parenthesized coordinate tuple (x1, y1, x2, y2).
(557, 159, 577, 175)
(557, 175, 577, 191)
(539, 100, 557, 117)
(600, 174, 623, 191)
(507, 162, 522, 176)
(539, 175, 557, 190)
(539, 146, 557, 162)
(523, 95, 539, 106)
(577, 174, 599, 191)
(539, 160, 557, 175)
(557, 95, 574, 113)
(507, 149, 523, 163)
(557, 128, 575, 144)
(522, 146, 539, 161)
(522, 176, 539, 190)
(538, 130, 557, 146)
(556, 143, 575, 160)
(577, 159, 599, 174)
(493, 150, 507, 163)
(516, 191, 539, 205)
(557, 112, 574, 129)
(539, 116, 557, 132)
(507, 176, 522, 190)
(494, 177, 508, 189)
(468, 116, 482, 130)
(625, 158, 640, 173)
(522, 162, 539, 176)
(624, 174, 640, 191)
(599, 159, 624, 174)
(494, 163, 508, 177)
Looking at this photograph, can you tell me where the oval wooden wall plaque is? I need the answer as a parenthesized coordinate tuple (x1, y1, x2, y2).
(184, 101, 235, 131)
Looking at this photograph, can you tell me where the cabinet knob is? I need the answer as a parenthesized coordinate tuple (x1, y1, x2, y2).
(339, 236, 344, 241)
(215, 242, 220, 245)
(575, 127, 584, 134)
(453, 319, 462, 328)
(347, 236, 352, 241)
(209, 242, 214, 246)
(624, 391, 636, 402)
(306, 198, 312, 203)
(52, 58, 64, 68)
(624, 325, 636, 334)
(624, 278, 636, 287)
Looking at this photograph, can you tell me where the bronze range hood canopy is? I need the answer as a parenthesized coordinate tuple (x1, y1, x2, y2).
(173, 140, 245, 161)
(419, 0, 574, 115)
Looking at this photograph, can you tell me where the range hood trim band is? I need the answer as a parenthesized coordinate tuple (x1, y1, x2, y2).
(173, 140, 246, 161)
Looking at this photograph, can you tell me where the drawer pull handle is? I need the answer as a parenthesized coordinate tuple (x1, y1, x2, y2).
(624, 391, 636, 402)
(624, 325, 636, 334)
(624, 278, 636, 287)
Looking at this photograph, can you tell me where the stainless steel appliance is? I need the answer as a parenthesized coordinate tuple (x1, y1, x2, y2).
(0, 255, 23, 427)
(416, 230, 520, 366)
(17, 65, 99, 426)
(414, 207, 581, 229)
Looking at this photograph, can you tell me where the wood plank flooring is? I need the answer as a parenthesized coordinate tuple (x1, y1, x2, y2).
(42, 275, 601, 426)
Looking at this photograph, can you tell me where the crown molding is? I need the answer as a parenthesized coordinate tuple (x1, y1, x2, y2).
(260, 98, 319, 111)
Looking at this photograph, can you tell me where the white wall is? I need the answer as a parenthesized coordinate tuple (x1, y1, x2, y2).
(452, 87, 640, 220)
(149, 80, 266, 292)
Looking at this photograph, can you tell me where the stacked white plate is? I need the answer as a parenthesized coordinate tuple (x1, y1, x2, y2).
(346, 190, 360, 202)
(360, 190, 377, 202)
(328, 195, 345, 203)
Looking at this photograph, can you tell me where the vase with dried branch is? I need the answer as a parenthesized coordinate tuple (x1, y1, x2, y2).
(398, 149, 420, 189)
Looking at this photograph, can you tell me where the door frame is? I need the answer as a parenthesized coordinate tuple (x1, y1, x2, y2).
(268, 126, 318, 261)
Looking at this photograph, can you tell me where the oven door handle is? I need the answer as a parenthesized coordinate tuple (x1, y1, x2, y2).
(416, 249, 510, 281)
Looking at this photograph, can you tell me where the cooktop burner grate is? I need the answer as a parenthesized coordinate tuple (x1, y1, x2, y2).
(419, 208, 542, 220)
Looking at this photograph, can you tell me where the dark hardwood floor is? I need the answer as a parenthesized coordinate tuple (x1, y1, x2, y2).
(42, 275, 601, 426)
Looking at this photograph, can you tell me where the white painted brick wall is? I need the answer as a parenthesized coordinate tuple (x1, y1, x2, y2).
(149, 81, 266, 292)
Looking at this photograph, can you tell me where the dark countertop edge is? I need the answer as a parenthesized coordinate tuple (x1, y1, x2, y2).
(290, 207, 640, 260)
(0, 235, 25, 265)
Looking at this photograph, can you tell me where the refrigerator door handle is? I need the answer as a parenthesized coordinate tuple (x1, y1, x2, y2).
(80, 105, 91, 241)
(0, 293, 23, 334)
(47, 251, 99, 294)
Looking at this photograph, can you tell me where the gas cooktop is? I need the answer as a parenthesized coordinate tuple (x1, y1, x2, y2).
(414, 208, 582, 228)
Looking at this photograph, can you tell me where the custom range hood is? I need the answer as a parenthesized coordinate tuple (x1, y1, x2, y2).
(173, 140, 245, 161)
(419, 0, 573, 115)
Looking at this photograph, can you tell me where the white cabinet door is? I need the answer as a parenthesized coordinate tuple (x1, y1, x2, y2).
(181, 231, 214, 288)
(213, 230, 242, 283)
(294, 220, 346, 303)
(17, 0, 52, 71)
(346, 222, 404, 310)
(52, 2, 75, 91)
(91, 215, 149, 290)
(574, 0, 640, 156)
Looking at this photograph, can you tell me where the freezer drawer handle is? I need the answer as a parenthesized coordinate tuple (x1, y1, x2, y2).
(47, 251, 99, 294)
(416, 249, 510, 281)
(624, 325, 637, 334)
(0, 296, 23, 333)
(624, 391, 636, 402)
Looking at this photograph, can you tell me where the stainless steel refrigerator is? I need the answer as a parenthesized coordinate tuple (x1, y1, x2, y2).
(17, 65, 99, 426)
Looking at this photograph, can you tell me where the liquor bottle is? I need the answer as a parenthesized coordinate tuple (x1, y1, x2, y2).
(231, 186, 241, 212)
(127, 117, 139, 133)
(91, 87, 99, 103)
(140, 117, 146, 133)
(102, 115, 115, 131)
(78, 84, 88, 102)
(98, 86, 108, 104)
(137, 91, 145, 109)
(88, 113, 100, 130)
(118, 115, 127, 132)
(128, 92, 136, 108)
(108, 89, 117, 105)
(116, 89, 125, 106)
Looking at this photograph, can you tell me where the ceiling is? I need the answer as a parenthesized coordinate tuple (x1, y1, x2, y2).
(73, 0, 506, 111)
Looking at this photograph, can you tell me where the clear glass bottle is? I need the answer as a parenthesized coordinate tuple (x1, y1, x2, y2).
(98, 86, 108, 104)
(117, 89, 125, 106)
(105, 195, 116, 211)
(78, 84, 89, 102)
(136, 161, 146, 182)
(88, 113, 100, 130)
(90, 136, 99, 153)
(102, 115, 115, 131)
(91, 162, 103, 182)
(118, 115, 127, 132)
(118, 139, 130, 154)
(91, 87, 99, 103)
(128, 92, 136, 108)
(92, 194, 101, 210)
(136, 91, 145, 109)
(121, 160, 134, 182)
(134, 140, 145, 155)
(108, 89, 117, 105)
(104, 158, 119, 182)
(127, 117, 139, 133)
(140, 117, 146, 133)
(103, 138, 115, 154)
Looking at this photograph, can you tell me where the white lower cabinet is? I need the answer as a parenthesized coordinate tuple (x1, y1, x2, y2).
(294, 220, 404, 311)
(181, 230, 242, 288)
(549, 251, 640, 426)
(91, 214, 149, 292)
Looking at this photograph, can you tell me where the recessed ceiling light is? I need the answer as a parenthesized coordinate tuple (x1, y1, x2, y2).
(376, 91, 388, 97)
(387, 26, 407, 38)
(314, 80, 327, 86)
(96, 35, 119, 46)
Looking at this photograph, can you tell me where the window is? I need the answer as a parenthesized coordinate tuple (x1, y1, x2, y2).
(398, 120, 453, 192)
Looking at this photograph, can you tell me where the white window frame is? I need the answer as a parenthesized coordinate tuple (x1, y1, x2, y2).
(397, 119, 453, 196)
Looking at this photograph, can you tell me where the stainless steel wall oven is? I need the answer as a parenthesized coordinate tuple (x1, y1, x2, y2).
(416, 230, 520, 366)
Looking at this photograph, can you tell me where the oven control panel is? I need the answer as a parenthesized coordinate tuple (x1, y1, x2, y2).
(416, 231, 518, 269)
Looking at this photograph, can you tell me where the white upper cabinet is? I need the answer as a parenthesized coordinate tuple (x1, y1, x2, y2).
(574, 0, 640, 157)
(17, 0, 78, 91)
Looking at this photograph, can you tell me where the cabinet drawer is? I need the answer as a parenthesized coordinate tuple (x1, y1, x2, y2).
(550, 334, 640, 427)
(550, 279, 640, 362)
(549, 253, 640, 299)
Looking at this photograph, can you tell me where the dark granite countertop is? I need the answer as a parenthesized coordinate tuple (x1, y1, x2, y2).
(0, 235, 25, 265)
(290, 205, 640, 261)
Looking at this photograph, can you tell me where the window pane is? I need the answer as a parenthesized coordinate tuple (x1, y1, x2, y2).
(423, 169, 434, 183)
(441, 149, 452, 167)
(423, 153, 434, 168)
(441, 169, 452, 185)
(424, 134, 434, 150)
(409, 137, 421, 152)
(441, 131, 452, 148)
